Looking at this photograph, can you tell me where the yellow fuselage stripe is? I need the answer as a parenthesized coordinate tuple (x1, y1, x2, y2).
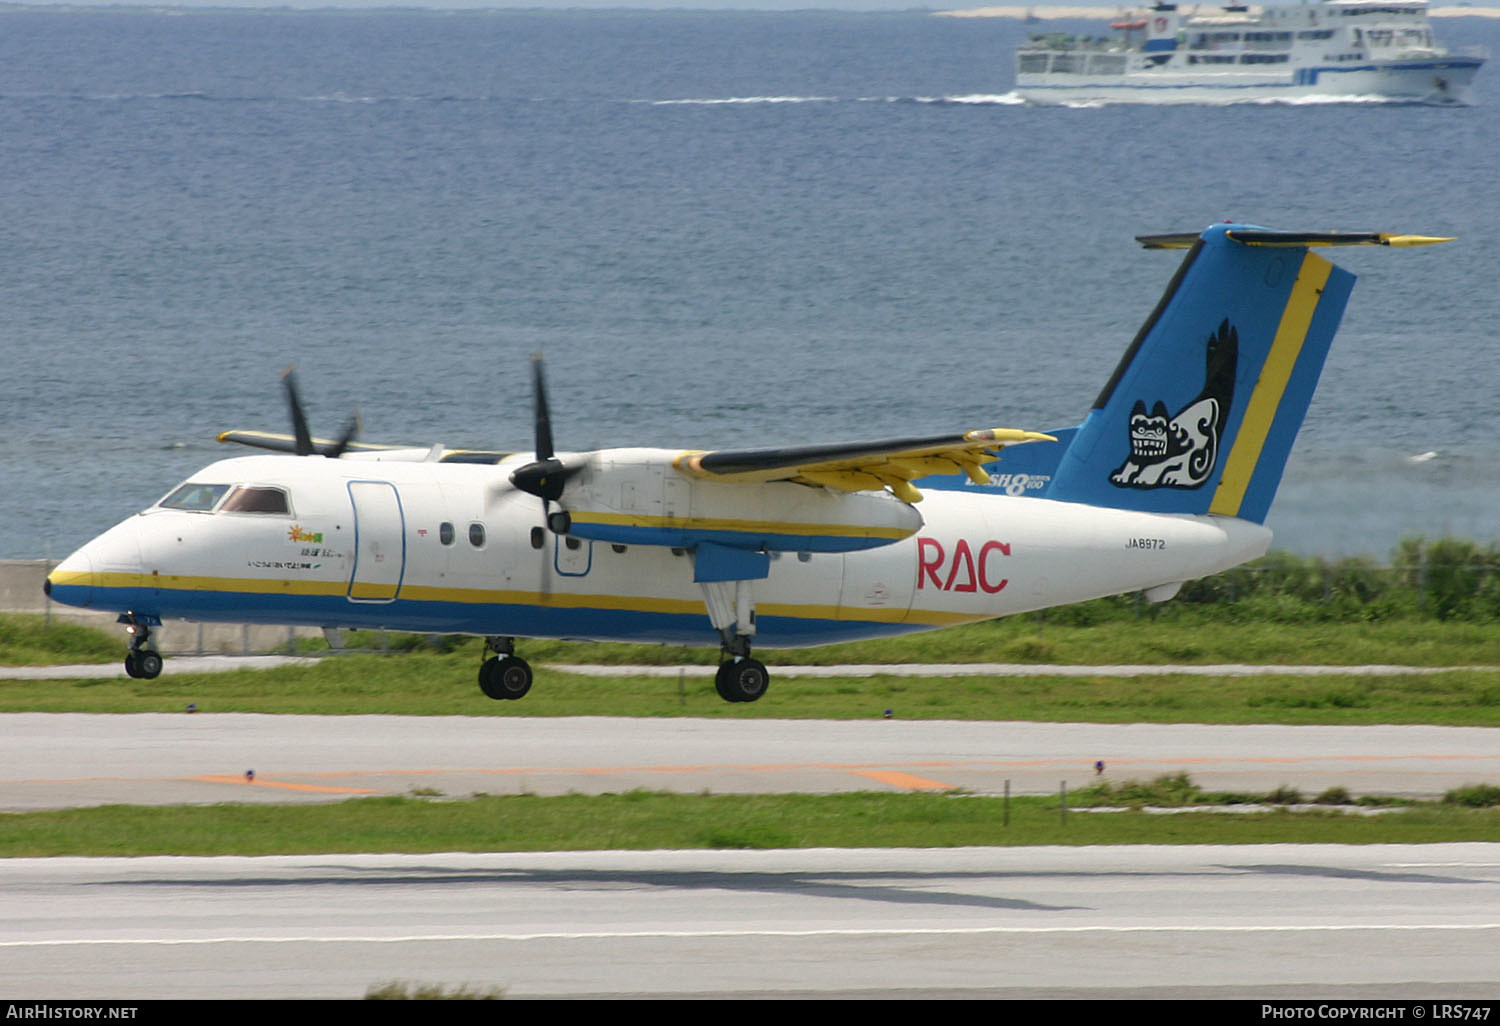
(569, 510, 913, 540)
(1209, 251, 1332, 516)
(51, 570, 979, 627)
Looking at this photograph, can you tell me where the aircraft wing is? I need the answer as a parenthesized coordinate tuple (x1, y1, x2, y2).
(216, 430, 513, 464)
(217, 429, 399, 457)
(672, 428, 1055, 503)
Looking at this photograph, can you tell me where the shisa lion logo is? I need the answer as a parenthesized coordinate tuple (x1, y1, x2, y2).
(1110, 319, 1238, 490)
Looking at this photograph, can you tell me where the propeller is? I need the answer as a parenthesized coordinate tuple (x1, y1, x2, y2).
(507, 355, 581, 533)
(280, 365, 360, 459)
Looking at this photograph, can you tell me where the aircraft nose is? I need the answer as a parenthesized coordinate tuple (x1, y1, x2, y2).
(45, 549, 97, 609)
(45, 518, 149, 612)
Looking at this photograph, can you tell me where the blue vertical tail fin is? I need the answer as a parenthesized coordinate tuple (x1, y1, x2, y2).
(1045, 224, 1448, 523)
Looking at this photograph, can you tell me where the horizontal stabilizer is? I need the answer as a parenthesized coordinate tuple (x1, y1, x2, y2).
(1138, 229, 1454, 250)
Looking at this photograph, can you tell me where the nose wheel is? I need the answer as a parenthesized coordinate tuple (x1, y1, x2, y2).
(125, 649, 163, 680)
(119, 614, 163, 680)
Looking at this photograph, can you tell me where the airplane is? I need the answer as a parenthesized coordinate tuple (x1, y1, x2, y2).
(44, 223, 1449, 703)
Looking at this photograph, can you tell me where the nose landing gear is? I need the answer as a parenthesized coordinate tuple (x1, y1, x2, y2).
(119, 614, 164, 680)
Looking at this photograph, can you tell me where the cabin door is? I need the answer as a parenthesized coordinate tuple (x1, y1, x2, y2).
(347, 481, 406, 602)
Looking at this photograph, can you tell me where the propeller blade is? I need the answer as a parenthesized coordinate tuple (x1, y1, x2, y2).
(280, 365, 315, 457)
(532, 354, 554, 462)
(327, 409, 363, 460)
(508, 354, 582, 532)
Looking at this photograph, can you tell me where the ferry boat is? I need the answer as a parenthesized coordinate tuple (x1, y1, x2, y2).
(1015, 0, 1484, 104)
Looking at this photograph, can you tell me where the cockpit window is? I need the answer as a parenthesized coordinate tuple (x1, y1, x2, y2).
(220, 486, 291, 515)
(159, 483, 231, 512)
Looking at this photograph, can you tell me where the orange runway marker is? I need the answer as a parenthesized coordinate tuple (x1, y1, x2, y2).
(190, 775, 381, 795)
(851, 770, 956, 791)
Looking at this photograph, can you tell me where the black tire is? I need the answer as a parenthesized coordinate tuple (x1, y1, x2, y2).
(123, 653, 141, 679)
(715, 658, 769, 703)
(135, 651, 164, 680)
(479, 655, 533, 700)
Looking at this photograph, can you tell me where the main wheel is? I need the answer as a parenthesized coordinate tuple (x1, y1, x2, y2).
(479, 655, 533, 700)
(715, 658, 769, 703)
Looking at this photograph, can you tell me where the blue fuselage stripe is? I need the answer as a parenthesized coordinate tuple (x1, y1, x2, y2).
(54, 583, 924, 648)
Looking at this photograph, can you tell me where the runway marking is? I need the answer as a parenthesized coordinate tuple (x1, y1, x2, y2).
(851, 770, 956, 790)
(6, 923, 1500, 947)
(172, 750, 1500, 779)
(188, 775, 380, 795)
(9, 750, 1500, 785)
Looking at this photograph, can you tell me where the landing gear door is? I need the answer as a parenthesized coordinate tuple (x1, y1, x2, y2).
(347, 481, 406, 602)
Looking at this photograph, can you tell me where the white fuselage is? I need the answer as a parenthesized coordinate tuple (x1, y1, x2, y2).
(48, 452, 1271, 647)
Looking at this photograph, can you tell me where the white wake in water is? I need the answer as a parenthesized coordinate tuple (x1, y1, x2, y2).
(649, 92, 1029, 106)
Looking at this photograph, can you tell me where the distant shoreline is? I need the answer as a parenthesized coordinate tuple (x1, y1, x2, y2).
(939, 4, 1500, 18)
(1, 3, 1496, 17)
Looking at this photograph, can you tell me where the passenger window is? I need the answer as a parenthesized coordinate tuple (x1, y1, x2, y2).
(469, 523, 486, 548)
(439, 522, 455, 546)
(159, 483, 231, 512)
(219, 486, 291, 515)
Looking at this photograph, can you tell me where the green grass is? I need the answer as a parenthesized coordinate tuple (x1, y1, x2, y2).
(327, 614, 1500, 668)
(6, 651, 1500, 724)
(11, 609, 1500, 859)
(3, 788, 1499, 857)
(14, 611, 1500, 672)
(0, 614, 124, 666)
(6, 608, 1500, 725)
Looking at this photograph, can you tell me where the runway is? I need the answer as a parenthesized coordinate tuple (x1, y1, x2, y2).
(2, 712, 1499, 811)
(4, 714, 1500, 998)
(5, 845, 1500, 999)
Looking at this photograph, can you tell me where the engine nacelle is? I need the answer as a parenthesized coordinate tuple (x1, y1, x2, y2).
(556, 448, 924, 555)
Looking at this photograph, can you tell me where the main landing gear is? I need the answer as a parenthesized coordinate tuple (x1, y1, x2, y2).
(119, 614, 163, 680)
(478, 636, 533, 700)
(472, 570, 776, 705)
(702, 579, 770, 703)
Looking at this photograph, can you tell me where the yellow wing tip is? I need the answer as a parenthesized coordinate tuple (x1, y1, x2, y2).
(964, 428, 1059, 445)
(1380, 234, 1456, 248)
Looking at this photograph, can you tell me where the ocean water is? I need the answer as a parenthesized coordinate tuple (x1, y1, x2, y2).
(3, 8, 1499, 560)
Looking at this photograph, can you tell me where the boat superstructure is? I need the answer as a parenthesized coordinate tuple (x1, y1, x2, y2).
(1015, 0, 1484, 104)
